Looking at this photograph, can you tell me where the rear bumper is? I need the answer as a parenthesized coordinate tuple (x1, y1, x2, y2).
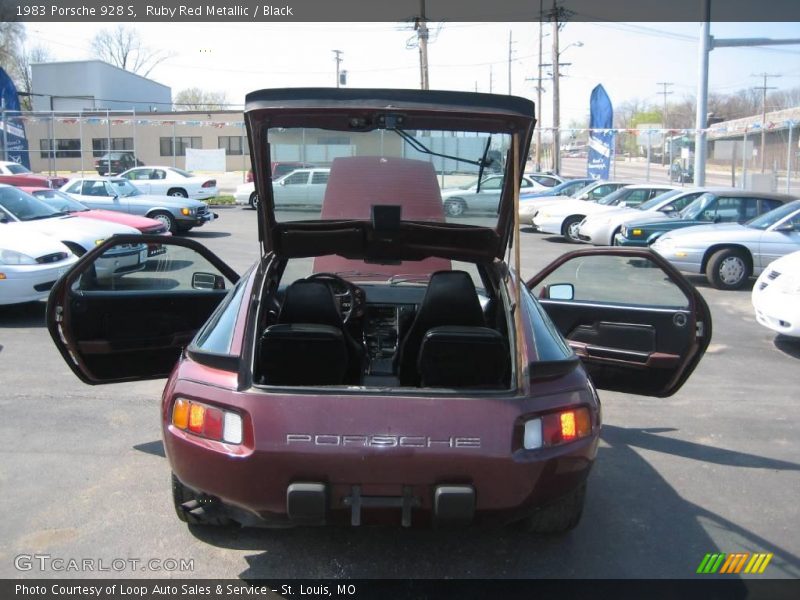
(192, 188, 218, 201)
(163, 378, 600, 528)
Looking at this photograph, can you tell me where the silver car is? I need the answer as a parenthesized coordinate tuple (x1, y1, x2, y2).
(61, 177, 216, 234)
(652, 199, 800, 290)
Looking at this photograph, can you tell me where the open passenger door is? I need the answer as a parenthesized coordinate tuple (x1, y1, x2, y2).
(47, 235, 239, 385)
(526, 247, 711, 397)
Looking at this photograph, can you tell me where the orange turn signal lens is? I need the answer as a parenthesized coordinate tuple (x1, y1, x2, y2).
(560, 412, 577, 440)
(172, 398, 189, 429)
(539, 407, 593, 447)
(188, 403, 206, 433)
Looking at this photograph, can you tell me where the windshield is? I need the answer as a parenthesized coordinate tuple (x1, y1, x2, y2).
(638, 189, 682, 211)
(109, 179, 141, 196)
(0, 186, 60, 221)
(32, 189, 89, 213)
(267, 127, 511, 230)
(5, 163, 31, 174)
(679, 193, 715, 220)
(569, 182, 596, 198)
(746, 200, 800, 230)
(596, 188, 630, 206)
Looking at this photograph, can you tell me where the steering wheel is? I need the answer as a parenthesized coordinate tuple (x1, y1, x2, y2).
(305, 273, 357, 323)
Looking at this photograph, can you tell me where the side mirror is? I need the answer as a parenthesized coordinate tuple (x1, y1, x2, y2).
(660, 205, 675, 213)
(541, 283, 574, 300)
(192, 272, 226, 290)
(279, 180, 287, 186)
(713, 215, 722, 224)
(619, 201, 629, 208)
(774, 222, 796, 233)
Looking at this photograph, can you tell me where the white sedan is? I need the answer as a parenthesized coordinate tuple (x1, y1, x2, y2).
(235, 168, 330, 209)
(0, 227, 78, 305)
(519, 180, 633, 225)
(119, 166, 218, 200)
(577, 188, 706, 246)
(532, 184, 677, 242)
(752, 250, 800, 338)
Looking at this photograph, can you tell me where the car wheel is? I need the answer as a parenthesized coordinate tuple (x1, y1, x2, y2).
(171, 474, 231, 526)
(150, 211, 177, 234)
(522, 482, 586, 534)
(167, 188, 188, 198)
(444, 198, 466, 217)
(249, 192, 260, 209)
(706, 248, 751, 290)
(562, 215, 584, 243)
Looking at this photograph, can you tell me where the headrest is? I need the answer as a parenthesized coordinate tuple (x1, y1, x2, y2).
(278, 281, 342, 328)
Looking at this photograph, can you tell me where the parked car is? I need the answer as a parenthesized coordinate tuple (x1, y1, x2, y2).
(234, 168, 330, 209)
(615, 190, 794, 247)
(47, 89, 711, 533)
(577, 188, 708, 246)
(246, 162, 317, 183)
(0, 160, 68, 188)
(440, 173, 561, 217)
(752, 250, 800, 337)
(652, 199, 800, 290)
(119, 166, 218, 200)
(521, 178, 594, 201)
(94, 152, 143, 175)
(22, 187, 170, 236)
(669, 161, 694, 183)
(0, 184, 146, 280)
(519, 180, 633, 226)
(533, 184, 677, 242)
(61, 177, 216, 234)
(0, 227, 78, 305)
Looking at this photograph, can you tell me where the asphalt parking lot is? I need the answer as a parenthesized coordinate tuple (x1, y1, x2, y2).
(1, 206, 799, 579)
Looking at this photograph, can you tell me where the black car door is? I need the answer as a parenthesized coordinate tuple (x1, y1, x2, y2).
(47, 235, 239, 385)
(527, 247, 712, 397)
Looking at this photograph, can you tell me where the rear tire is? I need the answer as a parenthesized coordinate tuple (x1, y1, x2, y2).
(249, 192, 260, 209)
(522, 482, 586, 534)
(167, 188, 188, 198)
(706, 248, 751, 290)
(444, 198, 466, 217)
(562, 215, 584, 243)
(171, 474, 231, 526)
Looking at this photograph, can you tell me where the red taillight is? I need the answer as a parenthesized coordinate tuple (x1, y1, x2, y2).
(535, 407, 593, 448)
(246, 170, 253, 183)
(171, 398, 243, 445)
(202, 180, 216, 188)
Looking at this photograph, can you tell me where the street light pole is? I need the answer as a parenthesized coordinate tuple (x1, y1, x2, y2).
(535, 0, 544, 171)
(333, 50, 343, 88)
(551, 0, 561, 174)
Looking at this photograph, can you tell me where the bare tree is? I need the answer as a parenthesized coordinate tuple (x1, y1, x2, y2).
(90, 25, 170, 77)
(173, 88, 229, 111)
(0, 21, 25, 81)
(14, 45, 52, 110)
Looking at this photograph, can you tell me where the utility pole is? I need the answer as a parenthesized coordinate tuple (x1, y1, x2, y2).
(551, 0, 561, 174)
(415, 0, 430, 90)
(657, 82, 673, 165)
(693, 0, 800, 186)
(535, 0, 544, 171)
(507, 30, 515, 95)
(332, 50, 343, 88)
(753, 72, 780, 173)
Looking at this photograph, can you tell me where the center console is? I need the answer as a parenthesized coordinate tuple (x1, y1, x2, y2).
(363, 304, 415, 377)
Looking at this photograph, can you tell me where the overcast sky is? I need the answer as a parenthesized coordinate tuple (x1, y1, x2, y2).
(25, 21, 800, 126)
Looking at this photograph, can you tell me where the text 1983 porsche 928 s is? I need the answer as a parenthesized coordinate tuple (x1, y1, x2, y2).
(47, 89, 711, 533)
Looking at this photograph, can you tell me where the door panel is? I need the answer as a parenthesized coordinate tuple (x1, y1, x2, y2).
(47, 235, 239, 384)
(526, 248, 712, 397)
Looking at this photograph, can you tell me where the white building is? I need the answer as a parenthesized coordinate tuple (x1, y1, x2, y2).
(31, 60, 171, 112)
